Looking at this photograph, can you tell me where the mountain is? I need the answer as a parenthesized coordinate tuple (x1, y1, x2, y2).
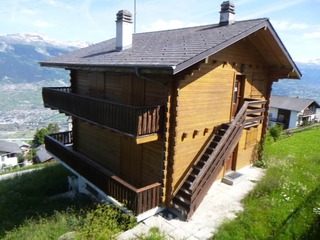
(0, 33, 89, 83)
(0, 33, 89, 139)
(272, 61, 320, 102)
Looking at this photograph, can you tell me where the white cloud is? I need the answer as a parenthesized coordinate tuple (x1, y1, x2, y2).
(42, 0, 74, 10)
(34, 21, 55, 28)
(240, 0, 307, 19)
(303, 31, 320, 39)
(19, 9, 38, 15)
(272, 20, 308, 31)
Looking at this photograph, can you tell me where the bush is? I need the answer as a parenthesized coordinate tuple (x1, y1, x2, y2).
(76, 203, 136, 239)
(268, 124, 283, 141)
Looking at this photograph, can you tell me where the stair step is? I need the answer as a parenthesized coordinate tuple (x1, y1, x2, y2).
(220, 123, 230, 129)
(197, 159, 206, 167)
(180, 186, 191, 194)
(221, 171, 244, 186)
(210, 141, 219, 148)
(244, 122, 259, 129)
(213, 135, 222, 141)
(193, 165, 202, 173)
(190, 172, 197, 179)
(172, 197, 190, 212)
(176, 191, 191, 202)
(205, 150, 213, 156)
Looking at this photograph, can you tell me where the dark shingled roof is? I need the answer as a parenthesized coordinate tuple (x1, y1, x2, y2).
(0, 141, 20, 153)
(40, 18, 301, 77)
(270, 95, 320, 112)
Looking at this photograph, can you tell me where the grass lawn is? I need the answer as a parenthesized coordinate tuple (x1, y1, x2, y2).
(212, 127, 320, 239)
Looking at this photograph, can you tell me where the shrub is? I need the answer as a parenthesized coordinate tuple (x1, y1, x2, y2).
(76, 203, 136, 239)
(268, 124, 283, 141)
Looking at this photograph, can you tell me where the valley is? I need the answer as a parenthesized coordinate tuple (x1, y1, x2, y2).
(0, 81, 68, 140)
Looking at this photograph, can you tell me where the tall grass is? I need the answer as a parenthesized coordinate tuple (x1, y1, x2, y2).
(0, 163, 136, 239)
(212, 127, 320, 239)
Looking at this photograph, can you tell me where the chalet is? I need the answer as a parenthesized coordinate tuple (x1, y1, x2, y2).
(0, 140, 20, 170)
(269, 95, 320, 129)
(40, 1, 301, 220)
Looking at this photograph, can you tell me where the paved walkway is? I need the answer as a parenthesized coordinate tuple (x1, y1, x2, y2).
(116, 165, 265, 240)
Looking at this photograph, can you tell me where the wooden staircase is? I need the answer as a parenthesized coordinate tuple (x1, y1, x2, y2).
(172, 99, 266, 220)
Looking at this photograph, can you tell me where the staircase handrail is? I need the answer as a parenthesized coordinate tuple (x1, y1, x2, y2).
(190, 99, 265, 191)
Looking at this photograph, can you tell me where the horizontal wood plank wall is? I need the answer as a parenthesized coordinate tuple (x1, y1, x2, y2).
(120, 136, 142, 187)
(236, 124, 263, 170)
(141, 140, 164, 186)
(171, 39, 271, 193)
(145, 80, 167, 105)
(73, 70, 89, 95)
(75, 120, 121, 175)
(72, 70, 168, 188)
(172, 63, 234, 190)
(214, 39, 269, 172)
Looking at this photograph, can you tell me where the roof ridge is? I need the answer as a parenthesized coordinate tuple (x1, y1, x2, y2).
(133, 18, 269, 36)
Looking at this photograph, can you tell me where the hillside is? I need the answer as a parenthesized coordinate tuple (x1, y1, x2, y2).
(0, 33, 89, 139)
(272, 60, 320, 102)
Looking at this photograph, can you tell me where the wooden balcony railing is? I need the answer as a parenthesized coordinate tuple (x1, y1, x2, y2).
(45, 131, 162, 215)
(42, 87, 164, 137)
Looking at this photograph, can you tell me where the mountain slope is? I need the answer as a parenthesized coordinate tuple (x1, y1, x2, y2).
(0, 33, 89, 138)
(272, 61, 320, 102)
(0, 33, 88, 83)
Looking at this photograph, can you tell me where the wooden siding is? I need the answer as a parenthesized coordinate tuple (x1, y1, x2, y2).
(142, 140, 164, 186)
(74, 119, 164, 188)
(169, 39, 270, 194)
(72, 70, 167, 106)
(71, 70, 168, 188)
(74, 120, 121, 175)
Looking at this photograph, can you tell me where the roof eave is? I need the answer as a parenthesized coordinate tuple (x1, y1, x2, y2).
(173, 19, 302, 79)
(266, 20, 302, 79)
(40, 62, 175, 75)
(172, 20, 270, 75)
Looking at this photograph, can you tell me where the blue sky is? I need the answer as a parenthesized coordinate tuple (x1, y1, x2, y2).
(0, 0, 319, 62)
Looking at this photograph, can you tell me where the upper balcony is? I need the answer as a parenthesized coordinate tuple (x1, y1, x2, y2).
(42, 87, 165, 143)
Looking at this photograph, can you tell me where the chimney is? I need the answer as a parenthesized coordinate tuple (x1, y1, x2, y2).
(116, 10, 133, 51)
(219, 1, 235, 26)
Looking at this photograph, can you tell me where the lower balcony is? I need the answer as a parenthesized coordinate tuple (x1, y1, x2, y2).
(45, 131, 162, 215)
(42, 87, 164, 141)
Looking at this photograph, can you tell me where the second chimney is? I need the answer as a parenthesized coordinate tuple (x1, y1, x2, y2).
(219, 1, 235, 26)
(116, 10, 133, 51)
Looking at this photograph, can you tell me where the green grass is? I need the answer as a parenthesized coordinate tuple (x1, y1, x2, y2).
(0, 163, 44, 176)
(212, 127, 320, 239)
(0, 163, 136, 239)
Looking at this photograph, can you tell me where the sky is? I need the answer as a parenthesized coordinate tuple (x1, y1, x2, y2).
(0, 0, 319, 62)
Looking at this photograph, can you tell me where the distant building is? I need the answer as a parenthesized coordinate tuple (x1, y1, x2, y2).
(35, 145, 54, 163)
(0, 140, 20, 170)
(269, 95, 320, 129)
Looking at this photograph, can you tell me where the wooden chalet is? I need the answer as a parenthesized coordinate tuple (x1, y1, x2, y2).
(40, 2, 301, 220)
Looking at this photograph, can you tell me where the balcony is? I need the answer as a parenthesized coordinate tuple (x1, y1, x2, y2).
(45, 131, 162, 215)
(42, 87, 164, 140)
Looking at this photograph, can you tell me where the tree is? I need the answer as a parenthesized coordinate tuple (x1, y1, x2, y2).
(32, 128, 50, 147)
(32, 123, 60, 147)
(47, 123, 60, 133)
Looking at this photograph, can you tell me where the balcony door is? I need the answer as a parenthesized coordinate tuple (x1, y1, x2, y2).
(232, 75, 245, 118)
(226, 75, 245, 172)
